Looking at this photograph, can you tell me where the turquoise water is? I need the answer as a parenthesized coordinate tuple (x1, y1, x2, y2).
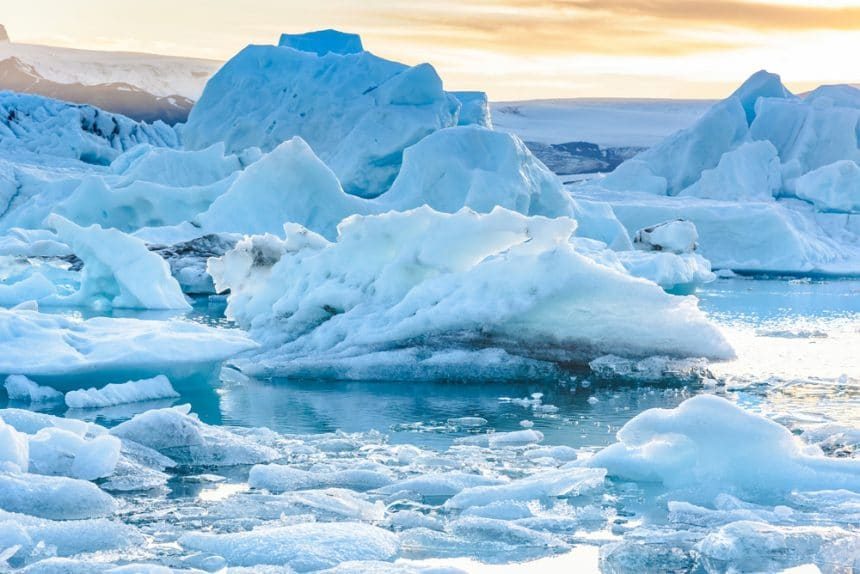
(3, 278, 857, 571)
(14, 277, 859, 447)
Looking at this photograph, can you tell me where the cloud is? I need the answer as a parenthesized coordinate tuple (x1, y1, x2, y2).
(362, 0, 860, 57)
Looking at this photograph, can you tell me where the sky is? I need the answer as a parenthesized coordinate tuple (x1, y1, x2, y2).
(4, 0, 859, 100)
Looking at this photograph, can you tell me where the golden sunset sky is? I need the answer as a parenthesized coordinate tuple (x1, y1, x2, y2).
(5, 0, 859, 100)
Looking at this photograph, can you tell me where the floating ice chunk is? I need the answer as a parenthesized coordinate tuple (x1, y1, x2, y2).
(633, 219, 699, 254)
(64, 375, 179, 409)
(28, 428, 120, 480)
(375, 472, 508, 497)
(278, 29, 364, 55)
(44, 215, 189, 310)
(197, 138, 368, 240)
(616, 251, 714, 293)
(183, 39, 457, 198)
(0, 510, 141, 565)
(0, 308, 256, 381)
(444, 467, 605, 509)
(589, 395, 860, 500)
(0, 472, 116, 519)
(111, 404, 279, 466)
(696, 520, 859, 573)
(795, 161, 860, 213)
(249, 464, 393, 493)
(455, 429, 544, 448)
(180, 521, 400, 569)
(523, 446, 578, 462)
(0, 273, 59, 307)
(0, 409, 92, 436)
(624, 219, 714, 291)
(580, 188, 859, 274)
(449, 515, 566, 549)
(211, 208, 732, 378)
(4, 375, 62, 403)
(0, 228, 72, 257)
(448, 417, 487, 428)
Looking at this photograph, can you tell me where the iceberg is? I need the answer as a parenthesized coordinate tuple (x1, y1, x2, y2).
(210, 207, 732, 379)
(52, 143, 257, 232)
(64, 375, 179, 409)
(589, 395, 860, 501)
(584, 71, 860, 274)
(182, 35, 458, 198)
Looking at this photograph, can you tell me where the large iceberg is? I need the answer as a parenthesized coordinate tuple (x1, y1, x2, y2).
(584, 71, 860, 274)
(182, 32, 460, 198)
(209, 207, 732, 379)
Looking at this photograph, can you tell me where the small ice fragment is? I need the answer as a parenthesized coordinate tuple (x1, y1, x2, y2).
(3, 375, 62, 403)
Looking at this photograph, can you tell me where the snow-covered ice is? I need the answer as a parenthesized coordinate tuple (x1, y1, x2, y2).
(210, 207, 732, 378)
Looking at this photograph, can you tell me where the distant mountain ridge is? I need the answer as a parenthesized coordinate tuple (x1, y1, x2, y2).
(0, 25, 219, 124)
(0, 56, 192, 124)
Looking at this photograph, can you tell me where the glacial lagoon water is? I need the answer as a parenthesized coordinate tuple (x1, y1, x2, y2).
(3, 277, 858, 572)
